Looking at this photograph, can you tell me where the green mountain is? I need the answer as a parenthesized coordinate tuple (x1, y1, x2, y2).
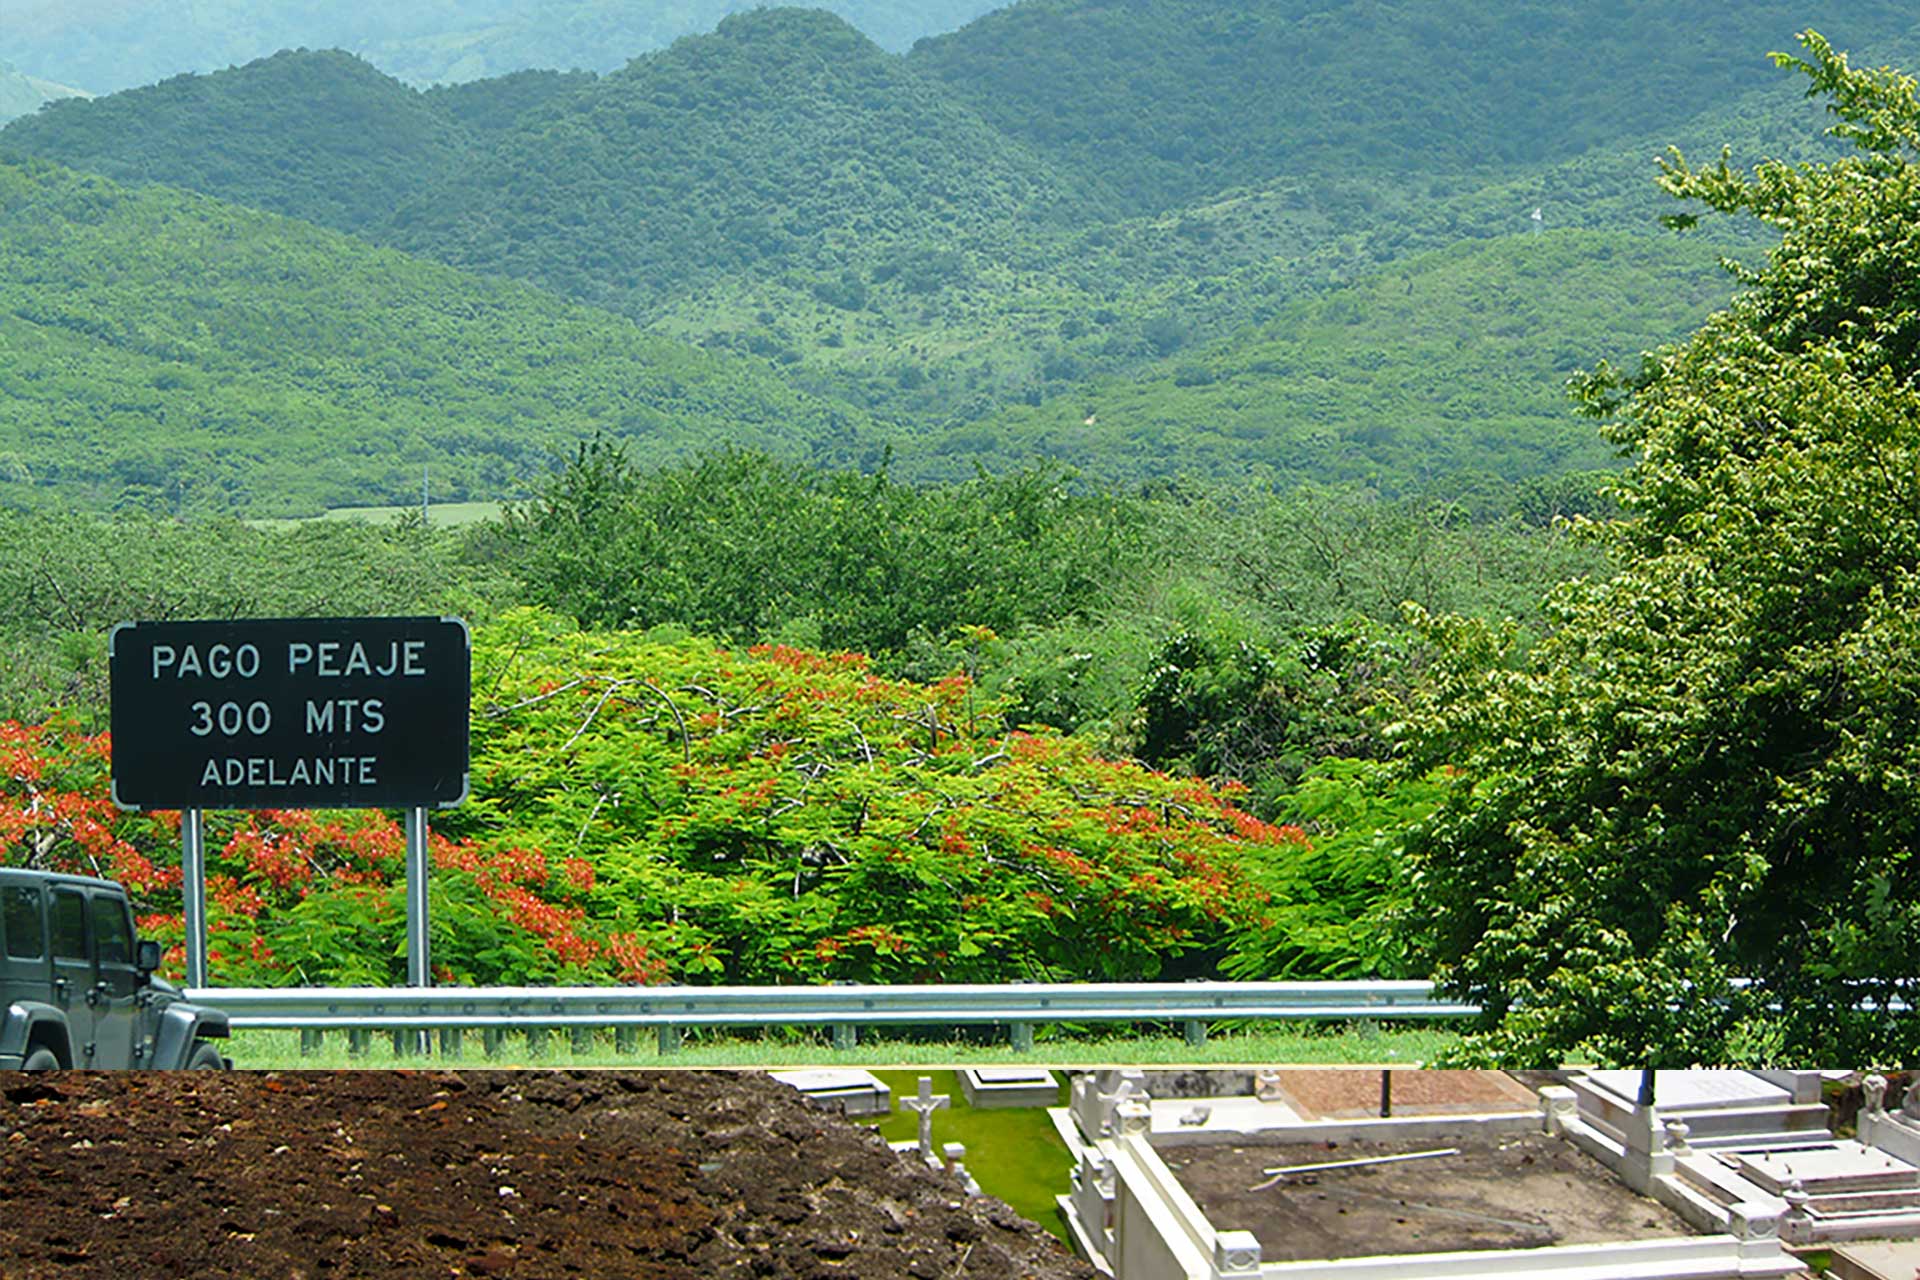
(0, 159, 877, 517)
(2, 18, 1090, 310)
(385, 10, 1093, 312)
(0, 64, 89, 126)
(912, 0, 1920, 215)
(913, 230, 1736, 492)
(10, 1, 1893, 429)
(0, 50, 470, 230)
(0, 0, 1005, 92)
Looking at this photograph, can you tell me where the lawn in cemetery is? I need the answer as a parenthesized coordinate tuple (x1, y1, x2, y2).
(862, 1069, 1074, 1241)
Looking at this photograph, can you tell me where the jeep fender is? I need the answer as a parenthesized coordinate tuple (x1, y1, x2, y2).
(150, 1002, 231, 1070)
(0, 1001, 74, 1069)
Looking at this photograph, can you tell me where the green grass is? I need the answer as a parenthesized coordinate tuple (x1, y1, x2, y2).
(317, 501, 505, 527)
(222, 1021, 1461, 1070)
(246, 501, 507, 529)
(862, 1069, 1073, 1239)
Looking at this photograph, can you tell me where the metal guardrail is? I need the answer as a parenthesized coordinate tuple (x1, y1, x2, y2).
(186, 979, 1476, 1036)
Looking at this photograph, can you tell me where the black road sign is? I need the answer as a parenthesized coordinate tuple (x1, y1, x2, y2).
(109, 616, 470, 811)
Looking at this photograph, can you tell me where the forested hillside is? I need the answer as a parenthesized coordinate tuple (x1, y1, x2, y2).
(914, 0, 1919, 215)
(0, 50, 469, 228)
(0, 0, 1004, 91)
(0, 159, 876, 516)
(929, 231, 1736, 491)
(388, 10, 1092, 309)
(12, 0, 1916, 467)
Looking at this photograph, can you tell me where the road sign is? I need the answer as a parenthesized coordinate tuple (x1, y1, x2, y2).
(109, 616, 469, 811)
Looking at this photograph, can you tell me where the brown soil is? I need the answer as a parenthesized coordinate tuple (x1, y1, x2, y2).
(0, 1071, 1092, 1280)
(1269, 1069, 1538, 1120)
(1162, 1130, 1694, 1262)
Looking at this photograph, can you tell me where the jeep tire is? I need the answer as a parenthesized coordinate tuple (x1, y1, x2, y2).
(22, 1047, 58, 1071)
(186, 1041, 224, 1070)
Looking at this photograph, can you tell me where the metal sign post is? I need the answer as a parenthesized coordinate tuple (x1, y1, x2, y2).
(182, 808, 207, 988)
(405, 807, 430, 988)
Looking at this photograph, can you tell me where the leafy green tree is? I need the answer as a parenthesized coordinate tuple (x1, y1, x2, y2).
(491, 445, 1149, 660)
(1399, 32, 1920, 1066)
(1223, 757, 1444, 981)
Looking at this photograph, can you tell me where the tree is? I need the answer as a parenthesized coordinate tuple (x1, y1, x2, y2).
(1397, 32, 1920, 1066)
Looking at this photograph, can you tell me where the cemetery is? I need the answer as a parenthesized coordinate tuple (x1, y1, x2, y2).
(16, 1064, 1920, 1279)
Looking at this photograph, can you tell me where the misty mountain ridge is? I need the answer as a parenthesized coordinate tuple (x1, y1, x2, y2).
(0, 0, 1008, 92)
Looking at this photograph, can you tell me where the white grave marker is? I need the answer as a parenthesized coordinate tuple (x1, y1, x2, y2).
(899, 1075, 951, 1163)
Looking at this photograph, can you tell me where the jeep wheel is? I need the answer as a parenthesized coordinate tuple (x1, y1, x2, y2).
(185, 1042, 225, 1070)
(22, 1047, 58, 1071)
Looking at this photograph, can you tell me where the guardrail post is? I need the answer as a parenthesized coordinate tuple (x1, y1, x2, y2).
(439, 1028, 462, 1060)
(390, 1029, 410, 1058)
(1184, 1019, 1208, 1049)
(832, 1023, 857, 1051)
(571, 1027, 595, 1056)
(299, 1028, 323, 1057)
(615, 1026, 638, 1055)
(526, 1027, 548, 1057)
(483, 1027, 505, 1059)
(348, 1027, 369, 1058)
(1010, 1022, 1034, 1053)
(657, 1024, 681, 1055)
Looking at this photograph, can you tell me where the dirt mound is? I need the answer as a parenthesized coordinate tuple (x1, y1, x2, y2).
(0, 1071, 1092, 1280)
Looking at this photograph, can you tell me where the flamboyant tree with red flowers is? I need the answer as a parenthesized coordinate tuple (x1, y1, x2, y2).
(0, 609, 1373, 988)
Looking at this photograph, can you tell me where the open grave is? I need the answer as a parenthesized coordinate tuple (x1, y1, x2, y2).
(1057, 1068, 1806, 1280)
(1162, 1129, 1692, 1261)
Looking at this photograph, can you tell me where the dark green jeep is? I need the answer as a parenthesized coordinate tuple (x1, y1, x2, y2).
(0, 867, 229, 1069)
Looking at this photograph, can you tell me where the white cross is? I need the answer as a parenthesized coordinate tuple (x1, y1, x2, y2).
(898, 1075, 950, 1162)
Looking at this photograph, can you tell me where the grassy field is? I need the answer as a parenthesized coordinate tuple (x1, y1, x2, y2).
(248, 500, 506, 529)
(223, 1021, 1461, 1069)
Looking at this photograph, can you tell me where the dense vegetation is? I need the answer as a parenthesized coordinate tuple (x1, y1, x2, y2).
(0, 0, 1003, 91)
(931, 231, 1733, 491)
(0, 513, 498, 722)
(2, 613, 1345, 989)
(915, 0, 1918, 216)
(391, 11, 1091, 310)
(0, 429, 1598, 989)
(0, 51, 469, 227)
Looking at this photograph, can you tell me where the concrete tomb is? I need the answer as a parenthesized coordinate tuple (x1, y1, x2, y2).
(1585, 1070, 1790, 1112)
(768, 1068, 892, 1117)
(960, 1067, 1059, 1109)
